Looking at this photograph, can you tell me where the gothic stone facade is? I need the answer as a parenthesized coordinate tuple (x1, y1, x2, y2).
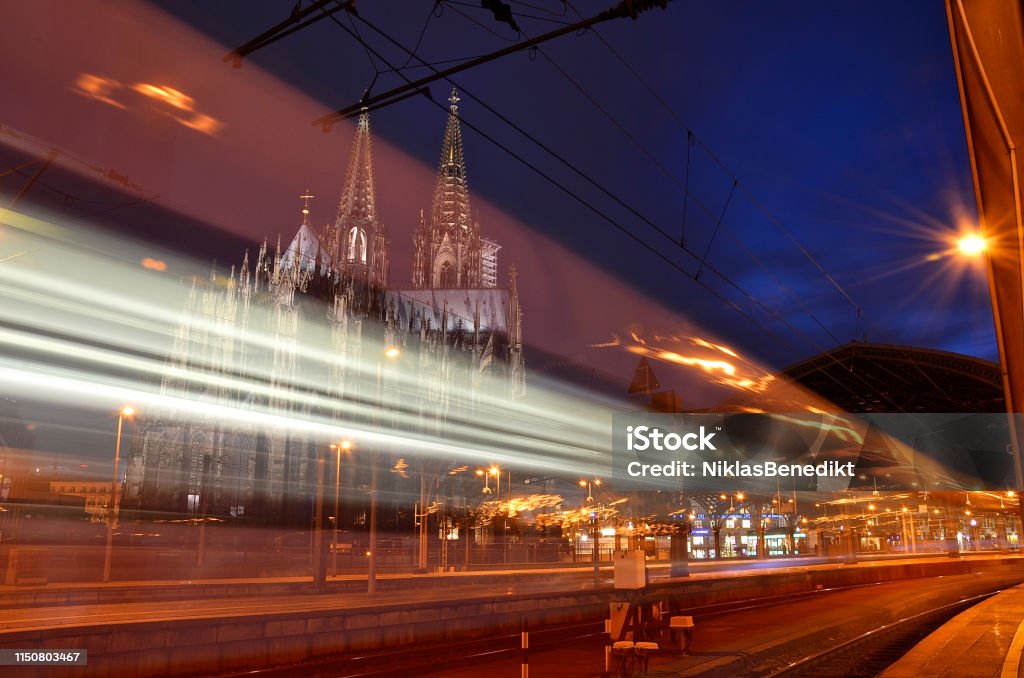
(123, 91, 524, 526)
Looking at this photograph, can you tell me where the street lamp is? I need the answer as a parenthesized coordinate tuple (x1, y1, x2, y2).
(103, 405, 134, 583)
(490, 466, 501, 499)
(576, 478, 602, 582)
(957, 233, 986, 256)
(579, 477, 601, 503)
(369, 346, 400, 593)
(329, 440, 353, 577)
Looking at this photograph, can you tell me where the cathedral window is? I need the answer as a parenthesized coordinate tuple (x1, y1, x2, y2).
(437, 260, 454, 287)
(346, 227, 367, 263)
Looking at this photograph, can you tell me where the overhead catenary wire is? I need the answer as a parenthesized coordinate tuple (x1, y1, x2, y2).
(324, 6, 915, 415)
(696, 179, 736, 282)
(310, 0, 673, 127)
(351, 7, 857, 360)
(563, 0, 877, 337)
(521, 33, 847, 347)
(216, 0, 912, 414)
(317, 6, 777, 337)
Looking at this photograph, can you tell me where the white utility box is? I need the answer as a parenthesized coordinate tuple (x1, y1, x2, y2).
(613, 549, 647, 589)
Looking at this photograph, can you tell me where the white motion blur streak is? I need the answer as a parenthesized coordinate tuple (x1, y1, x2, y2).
(0, 207, 618, 476)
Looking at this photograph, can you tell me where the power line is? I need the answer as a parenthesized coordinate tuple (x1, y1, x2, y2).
(351, 9, 847, 356)
(443, 1, 521, 41)
(323, 9, 914, 415)
(522, 35, 847, 347)
(318, 8, 776, 338)
(310, 0, 672, 128)
(564, 1, 878, 338)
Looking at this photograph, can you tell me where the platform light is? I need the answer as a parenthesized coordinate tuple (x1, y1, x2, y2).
(957, 233, 986, 256)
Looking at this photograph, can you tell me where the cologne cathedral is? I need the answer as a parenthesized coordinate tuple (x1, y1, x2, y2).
(123, 90, 525, 526)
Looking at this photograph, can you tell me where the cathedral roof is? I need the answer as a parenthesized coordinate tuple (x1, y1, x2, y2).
(280, 221, 331, 272)
(389, 288, 508, 334)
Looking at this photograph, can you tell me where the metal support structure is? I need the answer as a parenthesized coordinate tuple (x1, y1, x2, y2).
(947, 0, 1024, 529)
(417, 475, 429, 573)
(368, 458, 378, 594)
(0, 149, 57, 224)
(222, 0, 355, 67)
(102, 409, 129, 583)
(313, 450, 327, 589)
(520, 616, 529, 678)
(333, 448, 341, 577)
(196, 453, 212, 568)
(312, 0, 672, 128)
(670, 523, 689, 578)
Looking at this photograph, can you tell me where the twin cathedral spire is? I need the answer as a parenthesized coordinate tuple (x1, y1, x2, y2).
(283, 88, 498, 291)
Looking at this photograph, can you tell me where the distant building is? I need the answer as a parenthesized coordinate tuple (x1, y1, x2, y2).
(123, 90, 524, 526)
(49, 481, 113, 523)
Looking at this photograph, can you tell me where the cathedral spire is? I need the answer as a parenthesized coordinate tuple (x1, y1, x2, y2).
(323, 109, 388, 286)
(431, 88, 471, 234)
(300, 189, 314, 226)
(412, 88, 482, 289)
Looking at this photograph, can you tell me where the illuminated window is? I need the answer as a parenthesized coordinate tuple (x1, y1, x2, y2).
(346, 227, 367, 263)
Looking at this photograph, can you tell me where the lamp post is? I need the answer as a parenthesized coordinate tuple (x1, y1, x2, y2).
(490, 466, 501, 500)
(369, 346, 400, 593)
(103, 406, 134, 583)
(579, 478, 600, 503)
(330, 440, 352, 577)
(312, 448, 327, 589)
(578, 478, 602, 583)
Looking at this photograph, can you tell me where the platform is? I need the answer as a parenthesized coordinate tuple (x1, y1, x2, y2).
(1, 554, 1021, 678)
(880, 583, 1024, 678)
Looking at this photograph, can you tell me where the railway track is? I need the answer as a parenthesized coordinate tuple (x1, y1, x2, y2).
(215, 578, 914, 678)
(758, 591, 997, 678)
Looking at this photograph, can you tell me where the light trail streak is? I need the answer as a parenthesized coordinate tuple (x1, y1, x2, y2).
(596, 331, 777, 393)
(0, 207, 623, 486)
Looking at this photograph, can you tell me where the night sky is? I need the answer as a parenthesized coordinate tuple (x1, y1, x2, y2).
(152, 0, 996, 362)
(1, 0, 994, 404)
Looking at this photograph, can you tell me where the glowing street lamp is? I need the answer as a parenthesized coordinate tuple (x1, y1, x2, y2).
(103, 405, 134, 582)
(490, 466, 501, 499)
(579, 477, 600, 503)
(957, 233, 986, 256)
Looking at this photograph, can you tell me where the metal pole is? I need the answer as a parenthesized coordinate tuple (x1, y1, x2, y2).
(333, 448, 341, 577)
(368, 459, 378, 594)
(313, 451, 326, 589)
(593, 519, 600, 585)
(418, 475, 428, 573)
(196, 454, 211, 568)
(521, 616, 529, 678)
(369, 360, 381, 594)
(102, 412, 124, 583)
